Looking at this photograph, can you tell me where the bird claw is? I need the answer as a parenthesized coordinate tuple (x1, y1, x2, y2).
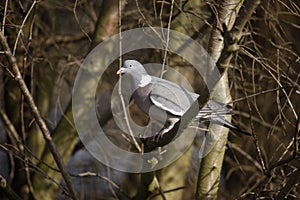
(152, 120, 178, 142)
(153, 129, 166, 142)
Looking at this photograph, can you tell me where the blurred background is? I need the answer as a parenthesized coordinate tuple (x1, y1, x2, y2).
(0, 0, 299, 199)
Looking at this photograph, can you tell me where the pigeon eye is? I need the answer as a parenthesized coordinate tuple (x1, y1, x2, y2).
(129, 64, 133, 68)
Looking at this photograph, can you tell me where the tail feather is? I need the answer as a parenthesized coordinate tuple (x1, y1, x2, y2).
(196, 100, 251, 136)
(210, 116, 251, 136)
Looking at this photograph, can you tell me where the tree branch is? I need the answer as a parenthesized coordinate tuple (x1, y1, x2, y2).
(216, 0, 261, 73)
(0, 175, 22, 200)
(275, 167, 300, 199)
(0, 31, 78, 200)
(196, 0, 260, 199)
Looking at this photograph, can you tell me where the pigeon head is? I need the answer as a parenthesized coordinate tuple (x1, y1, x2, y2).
(117, 60, 152, 87)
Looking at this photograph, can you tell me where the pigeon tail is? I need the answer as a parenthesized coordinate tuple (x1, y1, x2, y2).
(208, 116, 251, 136)
(196, 100, 251, 136)
(195, 112, 251, 136)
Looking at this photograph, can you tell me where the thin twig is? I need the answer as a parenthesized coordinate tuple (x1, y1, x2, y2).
(71, 171, 131, 200)
(275, 167, 300, 199)
(161, 0, 175, 78)
(239, 63, 266, 172)
(73, 0, 91, 42)
(118, 0, 142, 152)
(0, 108, 22, 150)
(149, 186, 186, 199)
(12, 0, 37, 56)
(1, 0, 8, 33)
(0, 175, 22, 200)
(135, 0, 167, 44)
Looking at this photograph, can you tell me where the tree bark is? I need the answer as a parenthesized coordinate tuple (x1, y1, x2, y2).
(196, 0, 260, 199)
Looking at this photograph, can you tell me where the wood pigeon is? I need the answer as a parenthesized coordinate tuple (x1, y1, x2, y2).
(117, 60, 250, 139)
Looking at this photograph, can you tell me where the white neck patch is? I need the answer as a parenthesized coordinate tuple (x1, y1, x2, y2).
(138, 75, 152, 87)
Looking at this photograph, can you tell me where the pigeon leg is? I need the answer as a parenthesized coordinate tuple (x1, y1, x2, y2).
(153, 118, 179, 141)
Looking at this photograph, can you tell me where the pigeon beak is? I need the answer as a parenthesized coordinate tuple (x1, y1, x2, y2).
(116, 67, 125, 75)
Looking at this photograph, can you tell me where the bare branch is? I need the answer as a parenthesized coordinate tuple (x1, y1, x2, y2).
(0, 31, 78, 200)
(0, 175, 22, 200)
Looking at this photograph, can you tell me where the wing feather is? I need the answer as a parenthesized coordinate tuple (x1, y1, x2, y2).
(149, 77, 199, 116)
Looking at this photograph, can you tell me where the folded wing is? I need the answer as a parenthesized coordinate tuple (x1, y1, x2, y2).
(149, 77, 199, 116)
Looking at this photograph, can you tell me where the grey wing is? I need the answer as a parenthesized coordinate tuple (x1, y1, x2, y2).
(150, 77, 199, 116)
